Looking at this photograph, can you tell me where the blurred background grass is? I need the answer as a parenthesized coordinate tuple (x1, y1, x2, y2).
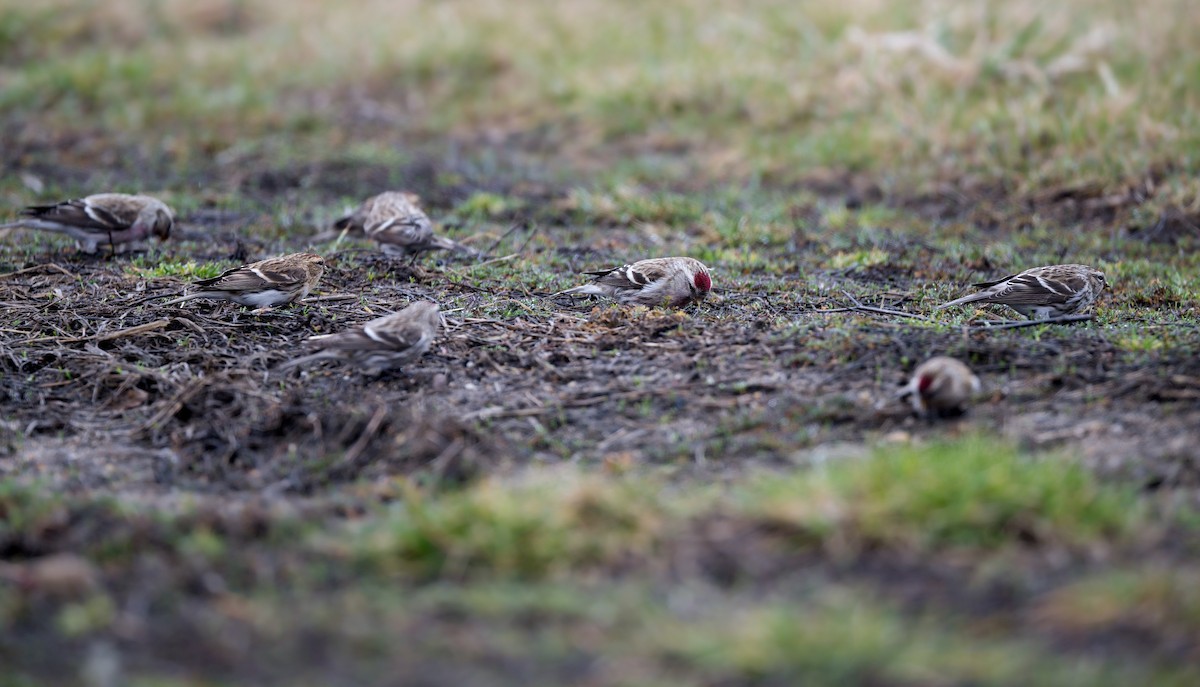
(2, 0, 1198, 192)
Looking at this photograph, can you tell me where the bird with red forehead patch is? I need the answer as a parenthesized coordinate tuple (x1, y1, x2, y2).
(553, 256, 712, 308)
(898, 356, 981, 418)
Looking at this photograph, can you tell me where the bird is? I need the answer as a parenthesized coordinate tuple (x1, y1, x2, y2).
(278, 300, 442, 375)
(1, 193, 174, 254)
(334, 191, 471, 263)
(936, 263, 1106, 320)
(160, 252, 326, 310)
(898, 356, 981, 417)
(553, 257, 712, 308)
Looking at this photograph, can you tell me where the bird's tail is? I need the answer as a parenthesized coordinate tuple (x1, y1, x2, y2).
(433, 235, 478, 256)
(159, 292, 204, 307)
(550, 284, 606, 299)
(934, 292, 990, 310)
(333, 213, 358, 232)
(276, 350, 336, 371)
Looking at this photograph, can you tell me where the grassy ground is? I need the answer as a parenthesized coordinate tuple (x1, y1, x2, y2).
(2, 0, 1200, 685)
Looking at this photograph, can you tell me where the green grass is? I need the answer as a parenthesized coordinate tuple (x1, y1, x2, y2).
(740, 435, 1144, 553)
(3, 0, 1200, 190)
(348, 472, 672, 581)
(125, 257, 227, 280)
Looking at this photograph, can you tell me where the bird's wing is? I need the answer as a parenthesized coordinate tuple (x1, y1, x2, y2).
(319, 319, 430, 352)
(368, 221, 432, 246)
(21, 197, 133, 232)
(195, 262, 307, 291)
(585, 261, 671, 291)
(983, 272, 1077, 305)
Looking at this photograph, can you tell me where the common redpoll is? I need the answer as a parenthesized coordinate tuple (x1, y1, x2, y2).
(554, 257, 712, 307)
(334, 191, 469, 262)
(898, 356, 981, 417)
(2, 193, 174, 253)
(937, 263, 1106, 320)
(279, 300, 441, 375)
(161, 252, 326, 309)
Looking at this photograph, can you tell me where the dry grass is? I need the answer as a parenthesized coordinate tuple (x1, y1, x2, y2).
(3, 0, 1199, 190)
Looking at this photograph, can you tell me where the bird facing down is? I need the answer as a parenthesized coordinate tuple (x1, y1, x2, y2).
(554, 257, 712, 308)
(2, 193, 174, 254)
(161, 252, 326, 309)
(936, 263, 1106, 320)
(899, 356, 981, 417)
(334, 191, 469, 262)
(279, 300, 442, 375)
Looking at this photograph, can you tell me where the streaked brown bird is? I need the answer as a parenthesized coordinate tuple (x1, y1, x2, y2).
(279, 300, 442, 375)
(2, 193, 174, 254)
(335, 191, 470, 263)
(161, 252, 326, 310)
(937, 263, 1106, 320)
(898, 356, 981, 417)
(553, 256, 712, 308)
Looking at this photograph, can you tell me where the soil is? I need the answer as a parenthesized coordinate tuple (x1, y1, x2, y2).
(2, 159, 1200, 683)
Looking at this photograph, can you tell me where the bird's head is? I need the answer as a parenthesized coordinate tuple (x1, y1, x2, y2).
(405, 300, 443, 331)
(140, 201, 175, 241)
(917, 373, 935, 394)
(1086, 267, 1107, 295)
(688, 265, 712, 303)
(299, 253, 328, 275)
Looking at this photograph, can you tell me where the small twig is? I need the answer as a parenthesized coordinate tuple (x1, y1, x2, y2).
(94, 319, 171, 342)
(0, 263, 76, 280)
(812, 290, 931, 321)
(512, 221, 541, 255)
(969, 314, 1094, 331)
(299, 294, 360, 304)
(479, 221, 525, 258)
(18, 319, 170, 345)
(338, 405, 389, 470)
(448, 253, 519, 273)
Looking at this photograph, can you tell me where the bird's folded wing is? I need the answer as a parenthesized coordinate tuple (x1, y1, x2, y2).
(195, 264, 305, 291)
(363, 321, 429, 350)
(322, 321, 428, 352)
(22, 199, 131, 232)
(586, 262, 667, 290)
(998, 273, 1080, 304)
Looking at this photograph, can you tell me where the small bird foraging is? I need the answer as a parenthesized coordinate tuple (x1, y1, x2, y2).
(553, 256, 712, 308)
(936, 263, 1106, 320)
(334, 191, 471, 263)
(278, 300, 442, 375)
(1, 193, 174, 254)
(160, 252, 326, 311)
(898, 356, 981, 418)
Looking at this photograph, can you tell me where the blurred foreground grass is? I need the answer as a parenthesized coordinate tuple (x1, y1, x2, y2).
(3, 437, 1198, 684)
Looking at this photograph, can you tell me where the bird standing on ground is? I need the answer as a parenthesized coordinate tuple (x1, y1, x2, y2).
(1, 194, 174, 254)
(936, 263, 1106, 320)
(898, 356, 981, 417)
(553, 257, 712, 308)
(160, 252, 326, 310)
(334, 191, 470, 262)
(279, 300, 442, 375)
